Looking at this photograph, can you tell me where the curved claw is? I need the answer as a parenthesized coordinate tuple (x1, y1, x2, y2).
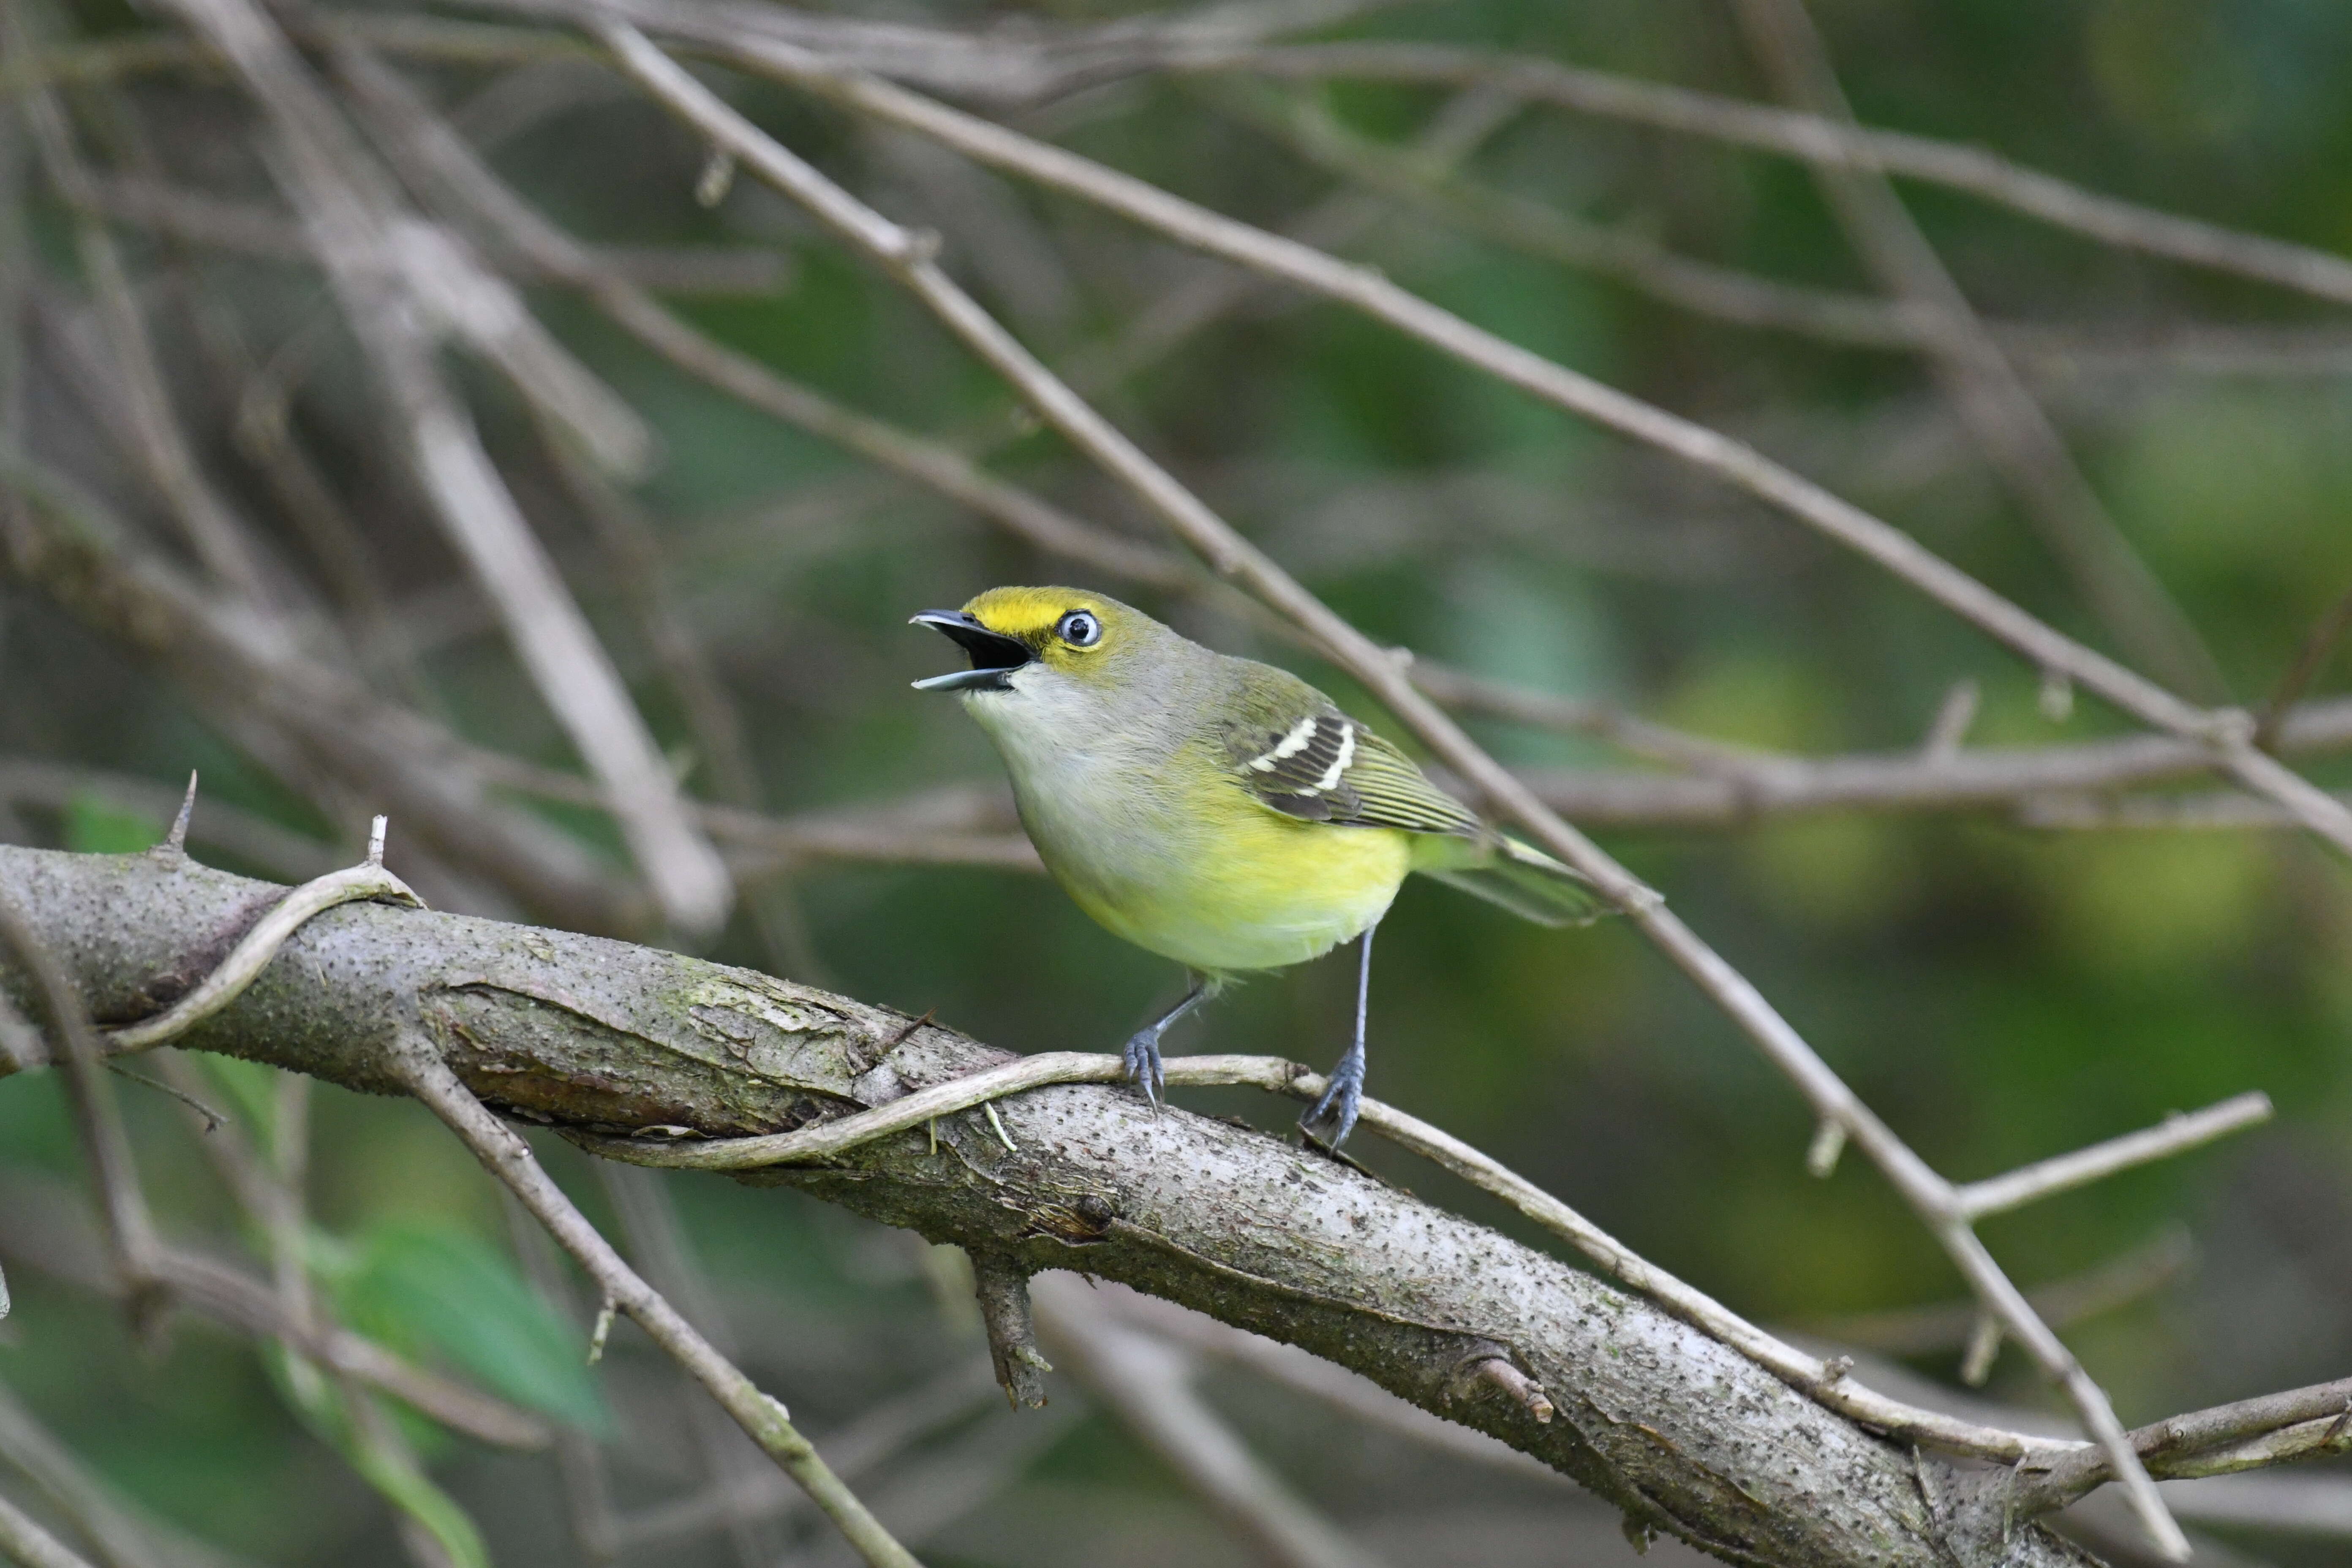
(1299, 1062, 1364, 1151)
(1122, 1026, 1166, 1113)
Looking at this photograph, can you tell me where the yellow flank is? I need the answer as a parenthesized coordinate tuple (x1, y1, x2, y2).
(1041, 789, 1415, 976)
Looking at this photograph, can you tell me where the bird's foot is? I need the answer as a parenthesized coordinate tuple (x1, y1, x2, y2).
(1299, 1051, 1365, 1152)
(1122, 1026, 1166, 1113)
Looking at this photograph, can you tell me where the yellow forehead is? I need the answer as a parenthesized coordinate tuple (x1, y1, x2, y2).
(963, 586, 1099, 639)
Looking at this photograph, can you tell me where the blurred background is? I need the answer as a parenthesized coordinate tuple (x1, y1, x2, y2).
(1, 0, 2350, 1563)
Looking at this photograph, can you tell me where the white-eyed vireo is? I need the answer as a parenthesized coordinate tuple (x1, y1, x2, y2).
(912, 587, 1606, 1148)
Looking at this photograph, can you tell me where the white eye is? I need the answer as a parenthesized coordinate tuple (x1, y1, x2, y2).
(1057, 610, 1102, 647)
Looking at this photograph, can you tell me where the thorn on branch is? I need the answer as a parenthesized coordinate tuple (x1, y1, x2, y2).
(1805, 1117, 1847, 1178)
(366, 814, 387, 868)
(1961, 1313, 2003, 1386)
(2038, 668, 2074, 723)
(1920, 679, 1979, 760)
(898, 226, 943, 267)
(969, 1251, 1051, 1409)
(694, 147, 736, 207)
(883, 1007, 936, 1051)
(164, 770, 198, 855)
(588, 1293, 617, 1364)
(103, 1060, 230, 1131)
(1453, 1343, 1554, 1423)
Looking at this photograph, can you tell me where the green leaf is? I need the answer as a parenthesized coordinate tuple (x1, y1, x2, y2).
(331, 1223, 609, 1435)
(62, 792, 162, 854)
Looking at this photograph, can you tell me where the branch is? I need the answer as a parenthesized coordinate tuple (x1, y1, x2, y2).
(0, 457, 648, 930)
(2, 7, 279, 610)
(575, 30, 2291, 1555)
(577, 11, 2352, 867)
(0, 843, 2182, 1568)
(1730, 0, 2226, 705)
(142, 0, 732, 934)
(0, 1491, 96, 1568)
(390, 1047, 921, 1568)
(1190, 43, 2352, 309)
(1954, 1096, 2273, 1222)
(1034, 1275, 1379, 1568)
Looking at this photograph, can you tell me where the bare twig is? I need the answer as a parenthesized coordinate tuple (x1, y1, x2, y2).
(2256, 581, 2352, 751)
(2021, 1376, 2352, 1509)
(1955, 1094, 2273, 1221)
(1920, 681, 1980, 760)
(0, 1491, 97, 1568)
(968, 1252, 1050, 1410)
(497, 1196, 620, 1564)
(389, 1045, 921, 1568)
(0, 1382, 182, 1568)
(143, 0, 731, 934)
(3, 3, 278, 610)
(82, 172, 790, 292)
(1731, 0, 2227, 706)
(1225, 84, 1933, 350)
(602, 19, 2352, 864)
(594, 1164, 785, 1568)
(1190, 43, 2352, 309)
(0, 891, 159, 1306)
(1033, 1274, 1380, 1568)
(2015, 788, 2352, 831)
(1806, 1227, 2196, 1357)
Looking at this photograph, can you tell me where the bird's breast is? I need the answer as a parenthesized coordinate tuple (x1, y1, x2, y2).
(989, 721, 1410, 973)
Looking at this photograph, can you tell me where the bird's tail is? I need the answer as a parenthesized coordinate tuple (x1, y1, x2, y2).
(1416, 833, 1613, 927)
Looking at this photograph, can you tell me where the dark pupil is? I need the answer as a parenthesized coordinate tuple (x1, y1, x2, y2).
(1064, 613, 1096, 643)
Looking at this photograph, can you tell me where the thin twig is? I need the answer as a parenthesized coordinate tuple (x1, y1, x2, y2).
(2, 3, 278, 609)
(1732, 0, 2227, 708)
(144, 0, 732, 933)
(1190, 43, 2352, 309)
(1955, 1094, 2273, 1221)
(389, 1043, 922, 1568)
(583, 33, 2280, 1547)
(1223, 84, 1931, 350)
(1032, 1275, 1379, 1568)
(2256, 580, 2352, 751)
(0, 1491, 98, 1568)
(608, 19, 2352, 861)
(1805, 1226, 2195, 1356)
(0, 892, 160, 1306)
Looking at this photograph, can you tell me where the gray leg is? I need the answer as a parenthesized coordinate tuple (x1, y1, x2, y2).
(1123, 972, 1209, 1112)
(1301, 923, 1376, 1150)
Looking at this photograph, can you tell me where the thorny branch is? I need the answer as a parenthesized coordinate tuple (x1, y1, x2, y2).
(0, 843, 2333, 1568)
(571, 21, 2352, 1555)
(2, 6, 2349, 1565)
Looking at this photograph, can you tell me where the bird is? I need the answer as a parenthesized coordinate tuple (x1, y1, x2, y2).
(910, 586, 1608, 1149)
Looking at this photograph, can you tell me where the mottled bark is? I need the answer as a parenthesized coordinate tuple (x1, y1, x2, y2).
(0, 845, 2100, 1568)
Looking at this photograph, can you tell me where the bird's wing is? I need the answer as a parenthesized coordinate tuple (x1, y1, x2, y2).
(1222, 703, 1481, 835)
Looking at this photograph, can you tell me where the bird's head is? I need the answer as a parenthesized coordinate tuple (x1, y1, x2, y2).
(909, 587, 1149, 697)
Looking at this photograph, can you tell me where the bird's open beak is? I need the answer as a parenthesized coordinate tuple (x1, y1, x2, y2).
(909, 610, 1032, 692)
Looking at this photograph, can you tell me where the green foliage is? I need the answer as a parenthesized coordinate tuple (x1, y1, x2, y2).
(60, 792, 161, 854)
(322, 1223, 610, 1436)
